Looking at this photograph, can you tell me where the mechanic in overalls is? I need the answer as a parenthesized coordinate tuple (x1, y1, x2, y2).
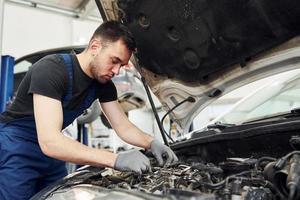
(0, 21, 178, 200)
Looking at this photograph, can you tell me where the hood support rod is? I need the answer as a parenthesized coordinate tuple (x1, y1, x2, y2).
(141, 77, 169, 146)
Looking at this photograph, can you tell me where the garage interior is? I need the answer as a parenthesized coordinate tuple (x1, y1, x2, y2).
(1, 1, 300, 200)
(0, 0, 270, 154)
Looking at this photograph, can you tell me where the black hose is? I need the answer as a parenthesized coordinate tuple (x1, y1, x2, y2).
(284, 151, 300, 160)
(255, 156, 276, 169)
(160, 96, 196, 143)
(192, 177, 226, 190)
(263, 180, 286, 200)
(191, 163, 223, 174)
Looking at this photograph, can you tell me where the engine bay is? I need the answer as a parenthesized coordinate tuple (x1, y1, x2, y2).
(32, 121, 300, 200)
(90, 155, 290, 200)
(33, 150, 300, 200)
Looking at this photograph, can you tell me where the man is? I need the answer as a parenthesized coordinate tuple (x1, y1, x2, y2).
(0, 21, 178, 200)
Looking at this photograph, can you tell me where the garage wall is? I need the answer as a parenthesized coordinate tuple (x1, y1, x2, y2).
(2, 2, 102, 58)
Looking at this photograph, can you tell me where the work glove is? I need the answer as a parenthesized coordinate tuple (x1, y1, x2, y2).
(150, 139, 178, 167)
(114, 150, 151, 175)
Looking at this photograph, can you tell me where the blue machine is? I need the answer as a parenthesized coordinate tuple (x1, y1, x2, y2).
(0, 55, 15, 113)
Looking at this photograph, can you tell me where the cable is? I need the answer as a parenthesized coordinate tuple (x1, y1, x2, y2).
(163, 126, 175, 143)
(160, 96, 196, 142)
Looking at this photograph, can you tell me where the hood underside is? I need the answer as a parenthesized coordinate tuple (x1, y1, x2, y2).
(97, 0, 300, 133)
(99, 0, 300, 83)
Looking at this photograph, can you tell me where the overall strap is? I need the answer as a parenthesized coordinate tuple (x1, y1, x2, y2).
(82, 81, 97, 109)
(60, 54, 73, 107)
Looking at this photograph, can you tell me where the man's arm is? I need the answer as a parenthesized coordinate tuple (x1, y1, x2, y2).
(100, 100, 154, 149)
(33, 93, 117, 168)
(101, 100, 179, 166)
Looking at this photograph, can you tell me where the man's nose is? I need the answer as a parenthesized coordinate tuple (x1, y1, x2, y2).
(112, 65, 121, 76)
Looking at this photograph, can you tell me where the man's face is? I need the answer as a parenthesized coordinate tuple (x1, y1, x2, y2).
(90, 39, 132, 84)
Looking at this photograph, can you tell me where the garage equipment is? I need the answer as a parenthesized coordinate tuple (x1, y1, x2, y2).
(0, 55, 14, 112)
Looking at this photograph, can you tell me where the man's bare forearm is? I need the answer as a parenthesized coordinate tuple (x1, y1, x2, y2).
(116, 123, 154, 149)
(38, 132, 117, 168)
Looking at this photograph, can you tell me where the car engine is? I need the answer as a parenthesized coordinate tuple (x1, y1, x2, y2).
(32, 131, 300, 200)
(81, 150, 300, 200)
(32, 150, 300, 200)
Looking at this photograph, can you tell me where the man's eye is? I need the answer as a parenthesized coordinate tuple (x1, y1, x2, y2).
(111, 59, 119, 64)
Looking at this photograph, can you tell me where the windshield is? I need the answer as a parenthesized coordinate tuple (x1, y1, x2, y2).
(215, 69, 300, 125)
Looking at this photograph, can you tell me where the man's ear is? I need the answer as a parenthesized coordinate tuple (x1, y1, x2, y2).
(89, 38, 101, 55)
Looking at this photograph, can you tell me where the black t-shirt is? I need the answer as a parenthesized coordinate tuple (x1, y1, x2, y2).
(0, 54, 117, 123)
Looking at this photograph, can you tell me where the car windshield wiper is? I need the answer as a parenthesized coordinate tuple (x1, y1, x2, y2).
(291, 107, 300, 114)
(206, 121, 236, 130)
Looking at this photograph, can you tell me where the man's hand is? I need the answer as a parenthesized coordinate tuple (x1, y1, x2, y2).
(150, 140, 178, 166)
(114, 150, 151, 175)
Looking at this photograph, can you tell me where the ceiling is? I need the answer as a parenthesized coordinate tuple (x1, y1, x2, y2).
(6, 0, 102, 21)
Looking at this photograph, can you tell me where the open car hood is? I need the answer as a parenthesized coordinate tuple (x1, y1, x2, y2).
(96, 0, 300, 133)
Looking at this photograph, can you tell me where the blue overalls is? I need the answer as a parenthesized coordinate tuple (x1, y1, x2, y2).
(0, 54, 97, 200)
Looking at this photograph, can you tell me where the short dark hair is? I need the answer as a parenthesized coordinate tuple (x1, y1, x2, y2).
(91, 20, 136, 52)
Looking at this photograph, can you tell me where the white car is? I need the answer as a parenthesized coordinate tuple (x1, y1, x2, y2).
(31, 0, 300, 200)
